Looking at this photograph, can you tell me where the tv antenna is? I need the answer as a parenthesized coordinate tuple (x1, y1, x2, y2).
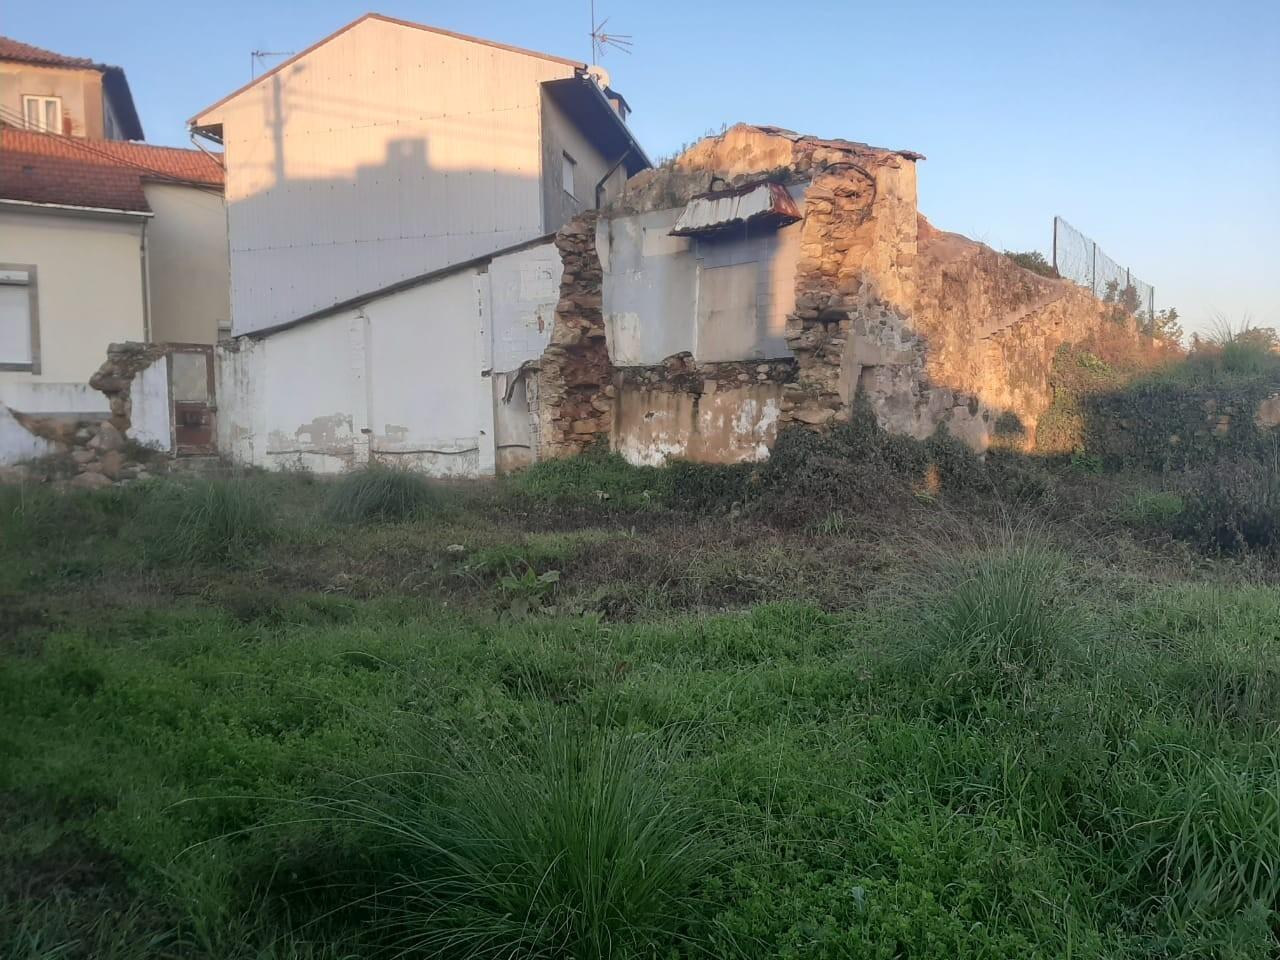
(589, 1, 632, 64)
(251, 49, 295, 79)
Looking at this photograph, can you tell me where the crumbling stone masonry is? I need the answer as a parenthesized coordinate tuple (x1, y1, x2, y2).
(536, 123, 1172, 464)
(536, 212, 615, 458)
(6, 342, 169, 487)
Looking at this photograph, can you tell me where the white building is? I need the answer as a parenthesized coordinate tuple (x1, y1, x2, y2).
(197, 13, 649, 475)
(191, 12, 647, 338)
(0, 36, 229, 465)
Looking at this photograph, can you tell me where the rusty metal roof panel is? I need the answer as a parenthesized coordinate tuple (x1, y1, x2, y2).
(669, 181, 801, 237)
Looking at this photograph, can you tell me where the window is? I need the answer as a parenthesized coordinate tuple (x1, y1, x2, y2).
(0, 266, 39, 372)
(22, 95, 61, 134)
(561, 151, 577, 199)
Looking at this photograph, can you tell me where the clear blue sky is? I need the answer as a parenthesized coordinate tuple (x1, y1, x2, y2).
(8, 0, 1278, 335)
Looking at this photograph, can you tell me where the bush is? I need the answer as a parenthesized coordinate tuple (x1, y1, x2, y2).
(1173, 451, 1280, 555)
(142, 478, 276, 565)
(509, 448, 671, 509)
(329, 721, 717, 959)
(325, 464, 441, 523)
(1003, 250, 1059, 279)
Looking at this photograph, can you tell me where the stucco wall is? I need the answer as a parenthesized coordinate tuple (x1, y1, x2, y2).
(143, 183, 230, 344)
(216, 241, 561, 476)
(0, 209, 145, 411)
(198, 16, 582, 335)
(614, 383, 783, 467)
(597, 205, 801, 367)
(539, 89, 625, 231)
(0, 63, 103, 137)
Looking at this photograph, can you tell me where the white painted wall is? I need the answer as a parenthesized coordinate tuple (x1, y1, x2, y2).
(0, 403, 58, 464)
(143, 183, 230, 344)
(598, 205, 801, 366)
(0, 208, 145, 409)
(197, 16, 584, 335)
(216, 240, 561, 476)
(130, 354, 172, 450)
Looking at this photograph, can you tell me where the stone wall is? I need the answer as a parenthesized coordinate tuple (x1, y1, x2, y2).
(536, 213, 614, 458)
(3, 342, 171, 488)
(535, 123, 1172, 466)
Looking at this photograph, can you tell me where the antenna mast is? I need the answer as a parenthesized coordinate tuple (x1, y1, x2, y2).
(251, 49, 295, 79)
(589, 2, 632, 65)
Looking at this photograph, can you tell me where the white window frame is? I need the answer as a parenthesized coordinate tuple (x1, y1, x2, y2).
(22, 95, 62, 134)
(562, 151, 577, 200)
(0, 265, 40, 373)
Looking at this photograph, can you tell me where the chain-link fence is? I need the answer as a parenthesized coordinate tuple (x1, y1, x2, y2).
(1053, 216, 1154, 325)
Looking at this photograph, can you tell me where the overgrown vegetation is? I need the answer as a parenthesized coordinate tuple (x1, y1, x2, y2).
(1003, 249, 1059, 278)
(325, 463, 443, 523)
(3, 393, 1280, 957)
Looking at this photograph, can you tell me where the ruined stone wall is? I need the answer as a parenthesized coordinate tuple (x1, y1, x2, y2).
(536, 213, 615, 458)
(5, 342, 171, 487)
(535, 123, 1170, 467)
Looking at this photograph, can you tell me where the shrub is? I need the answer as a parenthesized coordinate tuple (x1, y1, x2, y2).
(325, 465, 440, 523)
(330, 721, 717, 959)
(664, 459, 751, 514)
(1002, 250, 1059, 279)
(1173, 451, 1280, 555)
(142, 478, 276, 565)
(509, 448, 670, 509)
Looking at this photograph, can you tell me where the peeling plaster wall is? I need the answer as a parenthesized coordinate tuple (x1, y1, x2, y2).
(129, 355, 172, 450)
(216, 241, 561, 476)
(614, 382, 783, 466)
(597, 203, 801, 367)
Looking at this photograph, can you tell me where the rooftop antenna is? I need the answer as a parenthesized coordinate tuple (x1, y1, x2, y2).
(251, 49, 295, 79)
(589, 1, 632, 64)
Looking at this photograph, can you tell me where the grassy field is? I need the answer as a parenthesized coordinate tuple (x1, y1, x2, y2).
(2, 431, 1279, 959)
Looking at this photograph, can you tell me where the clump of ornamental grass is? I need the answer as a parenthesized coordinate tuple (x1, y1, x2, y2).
(321, 719, 718, 959)
(325, 464, 441, 523)
(142, 478, 276, 566)
(901, 532, 1086, 709)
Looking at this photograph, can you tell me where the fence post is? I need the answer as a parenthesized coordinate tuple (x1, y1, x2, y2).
(1052, 217, 1058, 275)
(1090, 241, 1097, 295)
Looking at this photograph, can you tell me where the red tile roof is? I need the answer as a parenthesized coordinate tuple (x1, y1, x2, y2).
(0, 127, 223, 213)
(0, 35, 97, 70)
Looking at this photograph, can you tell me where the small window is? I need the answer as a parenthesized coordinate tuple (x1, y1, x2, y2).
(0, 265, 39, 373)
(22, 96, 62, 134)
(561, 151, 577, 199)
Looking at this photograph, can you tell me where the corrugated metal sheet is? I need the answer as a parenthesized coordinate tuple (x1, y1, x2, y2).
(669, 181, 801, 237)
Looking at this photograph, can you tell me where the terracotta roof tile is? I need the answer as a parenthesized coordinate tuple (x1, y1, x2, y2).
(0, 35, 98, 69)
(0, 127, 223, 213)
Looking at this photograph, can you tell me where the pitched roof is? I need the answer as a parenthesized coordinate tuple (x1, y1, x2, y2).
(0, 35, 145, 140)
(0, 127, 223, 214)
(0, 35, 96, 69)
(191, 12, 587, 128)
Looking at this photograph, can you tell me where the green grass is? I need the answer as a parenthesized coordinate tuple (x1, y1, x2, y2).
(325, 465, 443, 523)
(322, 719, 717, 959)
(3, 468, 1280, 958)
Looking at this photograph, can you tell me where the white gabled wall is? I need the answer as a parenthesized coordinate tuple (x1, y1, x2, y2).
(216, 241, 562, 476)
(202, 17, 583, 336)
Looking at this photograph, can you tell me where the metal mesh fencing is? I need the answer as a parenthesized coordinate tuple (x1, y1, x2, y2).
(1053, 216, 1154, 325)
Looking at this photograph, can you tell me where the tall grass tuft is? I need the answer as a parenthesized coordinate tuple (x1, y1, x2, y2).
(327, 720, 716, 959)
(904, 537, 1084, 705)
(325, 465, 440, 523)
(143, 478, 276, 565)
